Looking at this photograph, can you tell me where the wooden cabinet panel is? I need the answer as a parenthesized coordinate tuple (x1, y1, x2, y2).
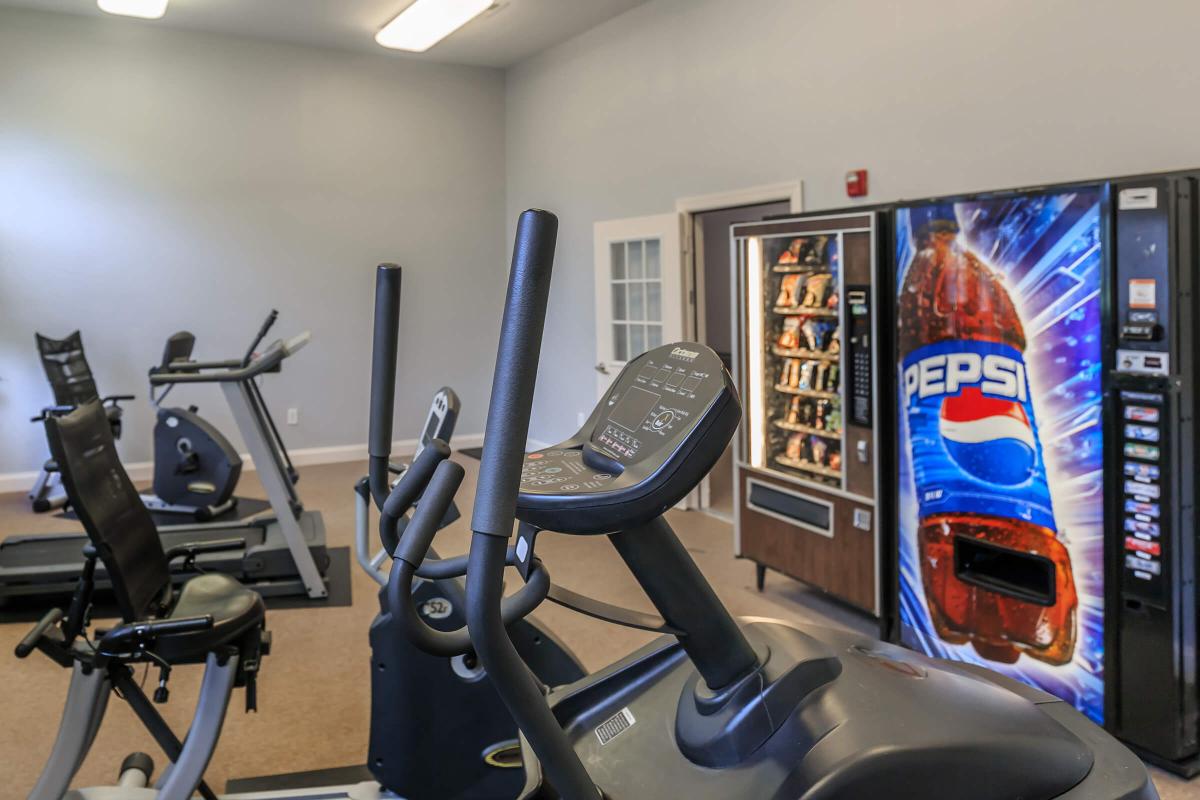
(738, 465, 877, 614)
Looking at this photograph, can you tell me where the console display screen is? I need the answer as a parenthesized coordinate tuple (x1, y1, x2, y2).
(609, 386, 661, 431)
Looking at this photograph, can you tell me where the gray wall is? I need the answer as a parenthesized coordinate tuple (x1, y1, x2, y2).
(506, 0, 1200, 443)
(0, 6, 508, 474)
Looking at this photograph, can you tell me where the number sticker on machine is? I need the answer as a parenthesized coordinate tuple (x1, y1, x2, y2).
(419, 597, 453, 620)
(595, 707, 636, 745)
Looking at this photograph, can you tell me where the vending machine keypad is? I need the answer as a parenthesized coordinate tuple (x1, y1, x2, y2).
(846, 286, 872, 427)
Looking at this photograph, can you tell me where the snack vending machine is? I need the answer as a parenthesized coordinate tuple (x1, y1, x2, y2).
(731, 211, 885, 616)
(892, 173, 1199, 772)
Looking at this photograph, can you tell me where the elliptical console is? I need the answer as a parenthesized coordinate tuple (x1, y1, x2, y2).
(519, 344, 738, 534)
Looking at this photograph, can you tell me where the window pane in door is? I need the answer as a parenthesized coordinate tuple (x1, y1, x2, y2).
(611, 243, 625, 280)
(612, 283, 627, 321)
(629, 324, 645, 357)
(647, 324, 663, 349)
(627, 241, 644, 279)
(646, 282, 661, 322)
(628, 283, 645, 320)
(613, 324, 628, 361)
(646, 239, 661, 278)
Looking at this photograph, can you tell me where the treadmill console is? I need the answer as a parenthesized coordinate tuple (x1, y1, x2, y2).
(517, 343, 740, 534)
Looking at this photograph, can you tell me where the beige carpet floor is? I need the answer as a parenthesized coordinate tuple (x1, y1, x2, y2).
(0, 457, 1193, 797)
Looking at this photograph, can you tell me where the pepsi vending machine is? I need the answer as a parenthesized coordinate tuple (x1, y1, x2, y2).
(891, 173, 1199, 772)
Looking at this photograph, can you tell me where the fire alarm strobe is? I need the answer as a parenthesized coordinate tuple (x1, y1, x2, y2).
(846, 169, 868, 198)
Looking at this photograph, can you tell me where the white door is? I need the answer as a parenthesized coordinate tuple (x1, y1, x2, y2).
(593, 213, 684, 397)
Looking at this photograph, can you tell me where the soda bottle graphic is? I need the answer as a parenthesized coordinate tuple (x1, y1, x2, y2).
(897, 204, 1077, 666)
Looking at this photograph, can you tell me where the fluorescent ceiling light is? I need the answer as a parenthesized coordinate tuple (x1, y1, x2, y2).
(97, 0, 169, 19)
(376, 0, 492, 52)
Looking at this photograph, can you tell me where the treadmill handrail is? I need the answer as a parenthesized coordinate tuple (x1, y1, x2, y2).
(148, 332, 310, 385)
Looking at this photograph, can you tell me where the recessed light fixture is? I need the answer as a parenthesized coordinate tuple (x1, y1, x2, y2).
(97, 0, 169, 19)
(375, 0, 492, 52)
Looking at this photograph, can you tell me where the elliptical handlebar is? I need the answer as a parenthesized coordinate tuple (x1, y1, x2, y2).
(369, 264, 402, 510)
(385, 457, 551, 657)
(463, 209, 601, 800)
(379, 439, 452, 553)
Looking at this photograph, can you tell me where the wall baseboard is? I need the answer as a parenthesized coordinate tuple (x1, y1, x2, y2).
(0, 433, 485, 494)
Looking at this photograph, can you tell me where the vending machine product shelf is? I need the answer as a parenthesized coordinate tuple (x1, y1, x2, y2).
(732, 211, 885, 616)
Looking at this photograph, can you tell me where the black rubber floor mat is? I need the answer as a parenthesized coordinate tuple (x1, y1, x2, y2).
(0, 546, 353, 623)
(459, 446, 484, 460)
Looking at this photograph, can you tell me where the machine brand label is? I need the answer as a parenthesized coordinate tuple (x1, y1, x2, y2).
(901, 339, 1053, 531)
(670, 347, 700, 361)
(595, 707, 636, 746)
(902, 346, 1028, 406)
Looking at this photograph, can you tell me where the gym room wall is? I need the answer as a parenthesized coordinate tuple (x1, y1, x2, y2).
(505, 0, 1200, 445)
(0, 5, 507, 479)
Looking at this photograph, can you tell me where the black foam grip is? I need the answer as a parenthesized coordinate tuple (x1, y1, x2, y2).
(369, 264, 402, 505)
(394, 458, 464, 567)
(471, 210, 558, 538)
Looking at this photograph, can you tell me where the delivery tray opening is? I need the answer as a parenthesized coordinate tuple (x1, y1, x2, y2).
(954, 536, 1056, 606)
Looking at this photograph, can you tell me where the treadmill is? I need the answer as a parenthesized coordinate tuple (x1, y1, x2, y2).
(0, 324, 329, 603)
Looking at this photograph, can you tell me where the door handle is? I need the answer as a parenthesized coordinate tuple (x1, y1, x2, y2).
(594, 362, 610, 374)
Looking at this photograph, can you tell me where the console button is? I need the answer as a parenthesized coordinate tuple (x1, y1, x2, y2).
(651, 411, 674, 430)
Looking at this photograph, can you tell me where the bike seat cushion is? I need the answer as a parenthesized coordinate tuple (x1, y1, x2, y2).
(154, 573, 265, 663)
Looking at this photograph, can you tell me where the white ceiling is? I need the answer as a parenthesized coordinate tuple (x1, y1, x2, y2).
(0, 0, 648, 68)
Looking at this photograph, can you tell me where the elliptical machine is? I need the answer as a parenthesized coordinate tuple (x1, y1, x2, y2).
(387, 209, 1160, 800)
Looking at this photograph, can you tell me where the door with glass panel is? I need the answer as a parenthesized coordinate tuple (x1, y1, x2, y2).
(593, 213, 684, 397)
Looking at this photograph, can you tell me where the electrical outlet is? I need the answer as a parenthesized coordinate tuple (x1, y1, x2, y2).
(287, 408, 299, 425)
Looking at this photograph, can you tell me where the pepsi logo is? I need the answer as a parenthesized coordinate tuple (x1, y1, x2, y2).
(939, 387, 1037, 485)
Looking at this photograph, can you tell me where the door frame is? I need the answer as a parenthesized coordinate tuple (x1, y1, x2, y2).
(674, 181, 804, 513)
(676, 181, 804, 343)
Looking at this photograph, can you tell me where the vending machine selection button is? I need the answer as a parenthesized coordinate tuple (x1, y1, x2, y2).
(1125, 536, 1162, 556)
(1124, 518, 1161, 536)
(1123, 462, 1161, 480)
(1126, 554, 1162, 575)
(1124, 424, 1160, 442)
(1124, 443, 1160, 460)
(1124, 405, 1161, 422)
(1119, 390, 1164, 405)
(1124, 480, 1161, 498)
(1124, 499, 1161, 518)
